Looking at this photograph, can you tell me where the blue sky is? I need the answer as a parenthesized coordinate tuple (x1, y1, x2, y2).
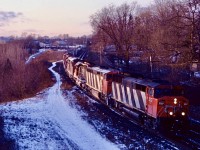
(0, 0, 153, 37)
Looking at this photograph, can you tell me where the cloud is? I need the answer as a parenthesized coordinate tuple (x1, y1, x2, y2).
(0, 11, 23, 26)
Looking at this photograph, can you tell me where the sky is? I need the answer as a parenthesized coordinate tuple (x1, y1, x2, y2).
(0, 0, 154, 37)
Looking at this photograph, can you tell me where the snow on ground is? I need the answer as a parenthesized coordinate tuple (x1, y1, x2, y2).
(0, 61, 119, 150)
(25, 49, 46, 64)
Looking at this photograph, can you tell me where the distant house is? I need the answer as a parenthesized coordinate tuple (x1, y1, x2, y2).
(191, 61, 200, 72)
(190, 61, 200, 78)
(39, 42, 48, 48)
(103, 45, 116, 55)
(52, 40, 67, 47)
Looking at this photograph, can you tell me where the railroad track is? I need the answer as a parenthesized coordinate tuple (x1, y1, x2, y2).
(73, 87, 192, 149)
(114, 109, 200, 149)
(177, 119, 200, 149)
(78, 49, 88, 60)
(66, 77, 200, 149)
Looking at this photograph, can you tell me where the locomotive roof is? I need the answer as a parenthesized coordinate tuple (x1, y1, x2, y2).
(90, 66, 112, 74)
(68, 57, 78, 62)
(75, 61, 83, 66)
(123, 77, 160, 88)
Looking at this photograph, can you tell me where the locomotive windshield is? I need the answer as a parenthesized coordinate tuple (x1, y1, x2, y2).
(154, 87, 184, 98)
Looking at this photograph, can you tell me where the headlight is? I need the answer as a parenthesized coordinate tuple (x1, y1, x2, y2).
(181, 112, 185, 116)
(169, 112, 173, 115)
(174, 98, 177, 104)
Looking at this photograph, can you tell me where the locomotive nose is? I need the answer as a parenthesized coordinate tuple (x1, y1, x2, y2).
(159, 96, 188, 117)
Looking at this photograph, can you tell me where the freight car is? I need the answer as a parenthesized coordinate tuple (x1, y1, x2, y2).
(63, 54, 189, 131)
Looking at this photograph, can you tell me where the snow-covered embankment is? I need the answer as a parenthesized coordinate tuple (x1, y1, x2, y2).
(0, 61, 119, 150)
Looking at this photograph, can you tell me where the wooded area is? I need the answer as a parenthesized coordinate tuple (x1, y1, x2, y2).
(90, 0, 200, 66)
(0, 40, 53, 102)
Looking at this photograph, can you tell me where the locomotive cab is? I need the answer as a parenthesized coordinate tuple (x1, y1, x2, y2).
(102, 72, 118, 95)
(147, 85, 189, 131)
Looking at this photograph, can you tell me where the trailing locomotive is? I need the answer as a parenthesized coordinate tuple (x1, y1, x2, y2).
(63, 53, 189, 131)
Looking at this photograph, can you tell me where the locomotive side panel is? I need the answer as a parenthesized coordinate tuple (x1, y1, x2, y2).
(102, 73, 115, 95)
(111, 78, 147, 113)
(146, 97, 158, 118)
(65, 57, 78, 78)
(102, 80, 109, 95)
(146, 87, 158, 118)
(85, 67, 116, 97)
(85, 68, 102, 93)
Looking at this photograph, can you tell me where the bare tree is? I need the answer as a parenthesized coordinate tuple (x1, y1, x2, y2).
(137, 0, 191, 63)
(90, 2, 138, 67)
(186, 0, 200, 61)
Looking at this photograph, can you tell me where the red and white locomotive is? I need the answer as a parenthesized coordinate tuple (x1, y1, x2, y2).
(63, 53, 189, 130)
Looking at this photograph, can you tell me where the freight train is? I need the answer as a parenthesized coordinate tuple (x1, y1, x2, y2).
(63, 53, 189, 131)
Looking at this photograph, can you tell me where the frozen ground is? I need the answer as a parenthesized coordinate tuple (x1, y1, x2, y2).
(0, 62, 118, 150)
(0, 61, 188, 150)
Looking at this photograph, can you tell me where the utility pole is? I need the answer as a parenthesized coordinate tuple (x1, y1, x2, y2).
(100, 45, 103, 65)
(150, 55, 153, 77)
